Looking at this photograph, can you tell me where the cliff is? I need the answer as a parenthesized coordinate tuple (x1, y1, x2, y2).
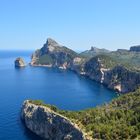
(31, 38, 79, 69)
(22, 88, 140, 139)
(31, 38, 140, 93)
(83, 55, 140, 93)
(21, 100, 86, 140)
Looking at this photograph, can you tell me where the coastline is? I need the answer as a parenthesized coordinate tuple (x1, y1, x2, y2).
(30, 63, 122, 94)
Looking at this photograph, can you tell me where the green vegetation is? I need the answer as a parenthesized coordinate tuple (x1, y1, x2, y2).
(82, 50, 140, 72)
(92, 55, 117, 69)
(29, 100, 58, 112)
(61, 46, 78, 58)
(34, 39, 140, 72)
(36, 54, 54, 65)
(110, 51, 140, 72)
(36, 46, 79, 65)
(30, 88, 140, 140)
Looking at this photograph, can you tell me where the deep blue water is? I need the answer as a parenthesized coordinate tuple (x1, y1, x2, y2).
(0, 51, 117, 140)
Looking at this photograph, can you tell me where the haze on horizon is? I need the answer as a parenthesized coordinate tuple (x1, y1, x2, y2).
(0, 0, 140, 51)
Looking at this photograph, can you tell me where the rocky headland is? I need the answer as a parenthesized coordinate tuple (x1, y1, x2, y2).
(21, 100, 86, 140)
(30, 38, 140, 93)
(22, 88, 140, 139)
(21, 39, 140, 139)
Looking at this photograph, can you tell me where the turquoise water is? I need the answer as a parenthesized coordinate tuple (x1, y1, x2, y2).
(0, 51, 117, 140)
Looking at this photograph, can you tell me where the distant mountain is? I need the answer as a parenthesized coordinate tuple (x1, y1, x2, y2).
(130, 45, 140, 52)
(80, 46, 110, 58)
(109, 50, 140, 71)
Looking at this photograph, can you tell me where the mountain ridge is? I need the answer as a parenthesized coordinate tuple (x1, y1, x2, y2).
(30, 38, 140, 93)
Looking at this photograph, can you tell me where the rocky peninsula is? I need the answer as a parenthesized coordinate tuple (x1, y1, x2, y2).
(22, 88, 140, 139)
(21, 38, 140, 140)
(30, 38, 140, 93)
(21, 100, 86, 140)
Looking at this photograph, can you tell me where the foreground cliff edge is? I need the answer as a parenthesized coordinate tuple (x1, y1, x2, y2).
(22, 88, 140, 139)
(21, 100, 86, 140)
(30, 38, 140, 93)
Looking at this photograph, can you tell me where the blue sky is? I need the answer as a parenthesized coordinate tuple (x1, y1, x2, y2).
(0, 0, 140, 51)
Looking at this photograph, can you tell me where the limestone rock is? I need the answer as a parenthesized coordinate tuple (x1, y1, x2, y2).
(30, 38, 140, 93)
(21, 100, 85, 140)
(15, 57, 26, 67)
(31, 38, 77, 69)
(83, 56, 140, 93)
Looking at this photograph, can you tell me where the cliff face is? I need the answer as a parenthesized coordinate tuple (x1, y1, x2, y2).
(104, 66, 140, 93)
(83, 56, 140, 93)
(21, 100, 85, 140)
(31, 38, 140, 93)
(31, 38, 78, 69)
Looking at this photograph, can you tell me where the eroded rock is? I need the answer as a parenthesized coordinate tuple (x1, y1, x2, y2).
(15, 57, 26, 67)
(21, 100, 85, 140)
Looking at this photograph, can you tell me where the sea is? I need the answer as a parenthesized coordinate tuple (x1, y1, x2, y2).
(0, 50, 117, 140)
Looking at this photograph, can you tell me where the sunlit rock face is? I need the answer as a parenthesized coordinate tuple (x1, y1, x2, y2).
(30, 38, 140, 93)
(31, 38, 78, 69)
(21, 100, 85, 140)
(83, 57, 140, 93)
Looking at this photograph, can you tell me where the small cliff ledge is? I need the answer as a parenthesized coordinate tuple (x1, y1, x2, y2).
(21, 100, 85, 140)
(15, 57, 26, 67)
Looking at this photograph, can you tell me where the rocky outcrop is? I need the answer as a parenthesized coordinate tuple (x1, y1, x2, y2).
(103, 66, 140, 93)
(21, 100, 85, 140)
(31, 38, 78, 69)
(31, 38, 140, 93)
(83, 57, 140, 93)
(80, 46, 110, 58)
(15, 57, 26, 67)
(130, 45, 140, 52)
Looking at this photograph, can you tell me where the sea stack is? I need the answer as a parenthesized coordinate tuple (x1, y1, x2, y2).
(15, 57, 26, 67)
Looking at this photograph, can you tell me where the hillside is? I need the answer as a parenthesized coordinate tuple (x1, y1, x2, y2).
(81, 48, 140, 72)
(31, 38, 78, 69)
(31, 38, 140, 93)
(80, 46, 110, 58)
(29, 88, 140, 140)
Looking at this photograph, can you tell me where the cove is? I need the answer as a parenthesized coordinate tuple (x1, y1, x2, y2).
(0, 51, 117, 140)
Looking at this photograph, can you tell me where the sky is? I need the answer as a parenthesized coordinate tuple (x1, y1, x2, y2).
(0, 0, 140, 51)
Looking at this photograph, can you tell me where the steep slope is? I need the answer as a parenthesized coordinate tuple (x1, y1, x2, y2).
(21, 100, 86, 140)
(80, 46, 110, 58)
(31, 38, 79, 69)
(22, 88, 140, 140)
(62, 88, 140, 140)
(83, 55, 140, 93)
(31, 38, 140, 93)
